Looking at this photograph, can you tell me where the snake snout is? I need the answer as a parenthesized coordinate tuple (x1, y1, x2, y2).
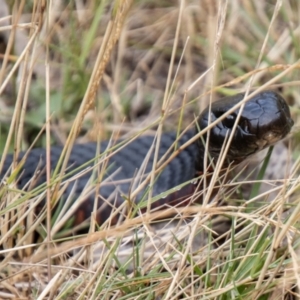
(256, 92, 294, 148)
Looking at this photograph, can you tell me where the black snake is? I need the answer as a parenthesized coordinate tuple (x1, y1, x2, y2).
(0, 91, 294, 229)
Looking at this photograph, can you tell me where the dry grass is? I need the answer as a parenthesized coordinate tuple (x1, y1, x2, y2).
(0, 0, 300, 299)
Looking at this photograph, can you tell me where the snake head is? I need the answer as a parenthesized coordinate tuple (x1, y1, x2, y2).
(197, 90, 294, 164)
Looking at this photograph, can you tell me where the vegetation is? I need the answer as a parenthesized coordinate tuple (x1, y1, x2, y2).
(0, 0, 299, 299)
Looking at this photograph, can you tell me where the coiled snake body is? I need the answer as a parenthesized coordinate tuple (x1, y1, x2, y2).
(0, 91, 294, 229)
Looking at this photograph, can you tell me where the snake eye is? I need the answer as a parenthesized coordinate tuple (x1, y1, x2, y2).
(223, 115, 235, 128)
(222, 115, 252, 134)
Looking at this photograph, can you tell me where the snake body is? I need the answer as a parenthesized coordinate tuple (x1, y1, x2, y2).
(0, 91, 294, 228)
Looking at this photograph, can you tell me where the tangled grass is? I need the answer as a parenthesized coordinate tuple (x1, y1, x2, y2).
(0, 0, 300, 299)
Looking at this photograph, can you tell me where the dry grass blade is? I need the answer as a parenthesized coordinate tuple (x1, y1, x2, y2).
(75, 0, 134, 135)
